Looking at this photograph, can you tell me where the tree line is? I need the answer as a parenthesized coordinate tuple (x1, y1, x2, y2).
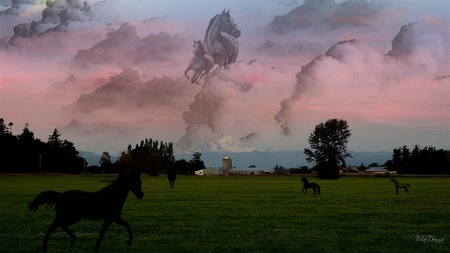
(2, 117, 447, 175)
(1, 117, 205, 175)
(113, 138, 176, 175)
(106, 139, 205, 175)
(0, 118, 86, 173)
(303, 119, 449, 178)
(385, 145, 450, 174)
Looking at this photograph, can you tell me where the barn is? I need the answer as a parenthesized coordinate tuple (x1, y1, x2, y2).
(195, 167, 223, 176)
(366, 166, 388, 173)
(228, 167, 273, 175)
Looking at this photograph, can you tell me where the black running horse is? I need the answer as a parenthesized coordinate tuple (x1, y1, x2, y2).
(301, 177, 321, 195)
(390, 178, 411, 194)
(28, 172, 144, 252)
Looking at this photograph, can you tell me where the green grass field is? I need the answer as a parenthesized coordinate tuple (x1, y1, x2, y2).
(0, 174, 449, 253)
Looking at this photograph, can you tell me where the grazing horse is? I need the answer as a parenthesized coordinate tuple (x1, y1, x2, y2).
(390, 178, 411, 194)
(203, 9, 241, 68)
(167, 168, 176, 189)
(301, 177, 321, 195)
(184, 40, 214, 84)
(28, 172, 144, 252)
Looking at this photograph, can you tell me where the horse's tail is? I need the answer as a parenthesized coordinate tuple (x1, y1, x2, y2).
(317, 185, 321, 195)
(28, 191, 61, 212)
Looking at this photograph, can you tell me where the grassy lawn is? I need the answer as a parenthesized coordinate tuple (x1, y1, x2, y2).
(0, 174, 449, 252)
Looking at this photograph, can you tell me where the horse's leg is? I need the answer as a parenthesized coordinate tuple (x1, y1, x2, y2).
(114, 217, 133, 246)
(61, 226, 77, 247)
(312, 186, 317, 195)
(198, 65, 211, 82)
(395, 187, 399, 195)
(192, 70, 200, 83)
(193, 70, 201, 83)
(185, 63, 193, 79)
(61, 217, 81, 247)
(94, 220, 112, 252)
(196, 71, 206, 84)
(42, 219, 59, 252)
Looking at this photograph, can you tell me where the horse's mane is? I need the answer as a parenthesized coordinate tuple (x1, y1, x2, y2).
(100, 173, 130, 191)
(204, 14, 220, 38)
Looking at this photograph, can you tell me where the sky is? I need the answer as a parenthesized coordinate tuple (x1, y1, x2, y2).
(0, 0, 449, 157)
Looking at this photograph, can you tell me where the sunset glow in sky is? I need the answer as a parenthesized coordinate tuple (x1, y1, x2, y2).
(1, 0, 449, 156)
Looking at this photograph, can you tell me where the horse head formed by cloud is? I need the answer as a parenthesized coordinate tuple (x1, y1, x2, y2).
(203, 9, 241, 67)
(185, 9, 241, 83)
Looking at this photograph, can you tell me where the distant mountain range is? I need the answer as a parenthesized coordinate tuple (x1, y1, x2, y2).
(175, 136, 391, 168)
(80, 136, 391, 168)
(185, 136, 264, 153)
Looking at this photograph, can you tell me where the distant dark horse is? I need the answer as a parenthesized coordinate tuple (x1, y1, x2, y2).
(301, 177, 321, 195)
(167, 168, 176, 189)
(28, 172, 144, 252)
(390, 178, 410, 194)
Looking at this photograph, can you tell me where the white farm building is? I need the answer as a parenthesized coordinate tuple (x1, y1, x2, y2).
(366, 166, 388, 173)
(195, 167, 223, 176)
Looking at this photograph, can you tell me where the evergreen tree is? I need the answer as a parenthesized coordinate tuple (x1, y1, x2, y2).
(48, 128, 62, 147)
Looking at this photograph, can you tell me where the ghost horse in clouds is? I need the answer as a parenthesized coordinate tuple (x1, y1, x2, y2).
(184, 40, 214, 84)
(185, 9, 241, 83)
(203, 9, 241, 67)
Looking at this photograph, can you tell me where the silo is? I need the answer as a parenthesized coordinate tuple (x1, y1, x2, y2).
(222, 156, 232, 175)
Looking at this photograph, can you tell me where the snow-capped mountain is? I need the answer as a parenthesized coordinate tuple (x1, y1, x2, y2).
(190, 136, 263, 153)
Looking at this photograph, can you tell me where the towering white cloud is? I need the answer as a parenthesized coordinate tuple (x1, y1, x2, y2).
(274, 22, 449, 135)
